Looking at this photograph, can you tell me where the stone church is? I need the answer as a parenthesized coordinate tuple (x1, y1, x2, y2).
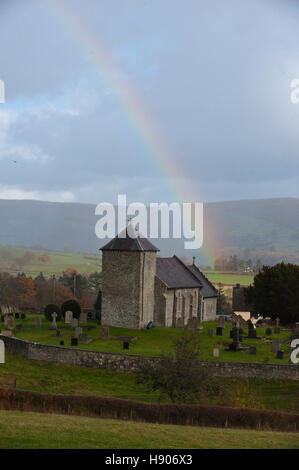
(100, 227, 218, 330)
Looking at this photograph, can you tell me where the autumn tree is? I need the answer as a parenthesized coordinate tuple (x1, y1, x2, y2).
(38, 254, 52, 264)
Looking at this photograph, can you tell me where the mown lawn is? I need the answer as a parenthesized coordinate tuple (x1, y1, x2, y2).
(8, 314, 295, 364)
(0, 410, 297, 449)
(0, 352, 299, 413)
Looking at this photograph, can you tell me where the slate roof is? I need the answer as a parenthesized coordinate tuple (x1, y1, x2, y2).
(187, 264, 218, 298)
(156, 256, 202, 289)
(100, 226, 159, 252)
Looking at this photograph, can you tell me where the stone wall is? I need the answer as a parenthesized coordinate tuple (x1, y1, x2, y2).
(1, 335, 298, 380)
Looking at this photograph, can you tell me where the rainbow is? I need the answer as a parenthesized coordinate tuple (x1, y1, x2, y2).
(46, 0, 220, 264)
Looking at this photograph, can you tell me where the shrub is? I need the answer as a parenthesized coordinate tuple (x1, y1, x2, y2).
(44, 304, 62, 322)
(61, 299, 81, 319)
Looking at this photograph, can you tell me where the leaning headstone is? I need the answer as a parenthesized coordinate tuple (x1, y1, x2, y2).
(74, 327, 83, 339)
(71, 338, 78, 346)
(6, 316, 14, 330)
(71, 318, 78, 329)
(213, 348, 219, 358)
(276, 350, 284, 360)
(208, 328, 214, 337)
(176, 317, 184, 329)
(50, 312, 57, 330)
(216, 327, 223, 336)
(80, 312, 87, 323)
(271, 339, 280, 353)
(78, 333, 93, 345)
(101, 325, 109, 340)
(65, 311, 73, 324)
(249, 346, 257, 355)
(34, 317, 42, 328)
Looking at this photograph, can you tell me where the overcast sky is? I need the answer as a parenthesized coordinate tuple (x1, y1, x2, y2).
(1, 0, 299, 205)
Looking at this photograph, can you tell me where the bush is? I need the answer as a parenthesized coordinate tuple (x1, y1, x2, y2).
(44, 304, 62, 322)
(61, 299, 81, 319)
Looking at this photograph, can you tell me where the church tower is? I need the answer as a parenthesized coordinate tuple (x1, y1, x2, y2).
(100, 227, 159, 329)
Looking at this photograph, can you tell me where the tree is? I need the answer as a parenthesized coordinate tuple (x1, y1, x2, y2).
(216, 285, 231, 315)
(244, 262, 299, 324)
(135, 331, 221, 404)
(61, 299, 81, 319)
(44, 304, 62, 322)
(38, 254, 52, 264)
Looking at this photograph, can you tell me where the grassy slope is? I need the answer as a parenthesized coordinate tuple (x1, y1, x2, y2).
(10, 314, 294, 364)
(0, 410, 298, 449)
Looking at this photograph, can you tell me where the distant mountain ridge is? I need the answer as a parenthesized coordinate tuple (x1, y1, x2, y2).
(0, 198, 298, 265)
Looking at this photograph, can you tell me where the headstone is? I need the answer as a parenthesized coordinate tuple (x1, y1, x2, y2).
(271, 339, 280, 353)
(78, 333, 93, 345)
(65, 311, 73, 324)
(249, 346, 257, 355)
(74, 327, 83, 339)
(266, 328, 272, 335)
(187, 317, 198, 330)
(274, 327, 280, 334)
(15, 313, 20, 319)
(60, 341, 64, 346)
(216, 327, 223, 336)
(56, 329, 62, 337)
(21, 313, 26, 320)
(71, 338, 78, 346)
(0, 330, 12, 337)
(213, 348, 219, 358)
(34, 317, 42, 328)
(50, 312, 57, 330)
(71, 318, 78, 329)
(208, 328, 214, 337)
(101, 325, 109, 340)
(123, 341, 129, 350)
(276, 317, 280, 328)
(6, 316, 14, 330)
(0, 315, 4, 322)
(176, 317, 184, 329)
(276, 350, 284, 359)
(218, 316, 225, 328)
(79, 312, 87, 323)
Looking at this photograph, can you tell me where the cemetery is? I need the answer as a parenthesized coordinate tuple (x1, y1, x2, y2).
(0, 311, 296, 365)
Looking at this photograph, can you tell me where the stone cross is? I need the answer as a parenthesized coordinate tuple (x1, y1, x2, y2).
(50, 312, 58, 330)
(276, 317, 280, 327)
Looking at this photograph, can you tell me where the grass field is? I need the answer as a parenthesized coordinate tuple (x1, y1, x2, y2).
(8, 314, 294, 364)
(204, 271, 254, 286)
(0, 410, 297, 449)
(1, 351, 299, 412)
(0, 246, 101, 276)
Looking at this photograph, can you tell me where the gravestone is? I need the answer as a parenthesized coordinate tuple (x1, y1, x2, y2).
(249, 346, 257, 355)
(79, 312, 87, 323)
(213, 348, 219, 358)
(34, 317, 42, 328)
(56, 329, 62, 337)
(266, 328, 272, 335)
(74, 327, 83, 339)
(216, 327, 223, 336)
(248, 320, 257, 339)
(21, 314, 26, 320)
(218, 316, 225, 328)
(60, 341, 64, 346)
(101, 325, 109, 340)
(274, 318, 280, 334)
(15, 313, 20, 319)
(276, 350, 284, 360)
(71, 338, 78, 346)
(176, 317, 184, 329)
(65, 311, 73, 324)
(0, 315, 4, 322)
(71, 318, 78, 329)
(271, 339, 280, 353)
(78, 333, 93, 345)
(6, 316, 14, 330)
(208, 328, 214, 337)
(123, 341, 129, 350)
(50, 312, 57, 330)
(187, 317, 197, 330)
(4, 316, 9, 327)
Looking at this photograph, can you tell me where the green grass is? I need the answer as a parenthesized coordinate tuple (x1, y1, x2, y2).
(0, 245, 101, 276)
(9, 314, 295, 364)
(204, 271, 254, 286)
(0, 410, 297, 449)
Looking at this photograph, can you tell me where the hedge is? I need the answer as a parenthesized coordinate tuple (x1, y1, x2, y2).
(0, 388, 298, 432)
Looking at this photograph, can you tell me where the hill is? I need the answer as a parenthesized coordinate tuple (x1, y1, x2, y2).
(0, 198, 298, 265)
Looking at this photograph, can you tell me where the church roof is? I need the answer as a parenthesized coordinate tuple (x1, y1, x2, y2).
(187, 264, 218, 298)
(100, 226, 159, 252)
(156, 256, 202, 289)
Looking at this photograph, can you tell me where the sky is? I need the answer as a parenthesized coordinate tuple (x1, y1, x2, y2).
(1, 0, 299, 205)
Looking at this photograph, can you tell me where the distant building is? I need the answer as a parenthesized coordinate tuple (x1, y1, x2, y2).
(100, 227, 218, 329)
